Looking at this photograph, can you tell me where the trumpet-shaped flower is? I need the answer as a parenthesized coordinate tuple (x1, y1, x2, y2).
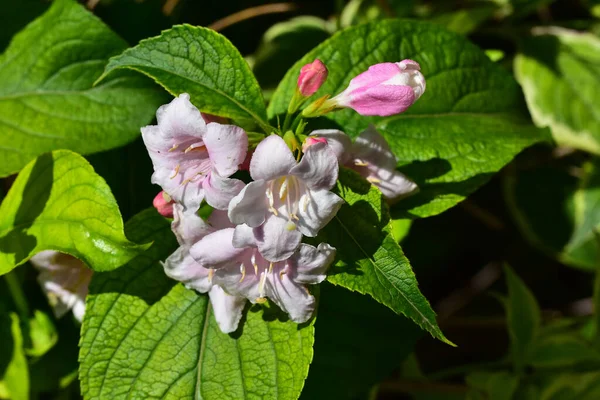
(310, 126, 418, 201)
(228, 135, 343, 262)
(189, 225, 335, 323)
(30, 251, 93, 322)
(163, 204, 246, 333)
(142, 93, 248, 211)
(330, 60, 426, 117)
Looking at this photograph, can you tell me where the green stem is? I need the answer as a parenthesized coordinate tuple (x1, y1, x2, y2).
(282, 112, 294, 133)
(593, 265, 600, 346)
(4, 272, 29, 318)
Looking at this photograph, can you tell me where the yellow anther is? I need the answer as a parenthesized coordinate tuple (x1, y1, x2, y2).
(354, 160, 369, 167)
(285, 221, 297, 231)
(367, 177, 381, 184)
(239, 264, 246, 283)
(268, 207, 279, 216)
(169, 164, 180, 179)
(279, 269, 286, 278)
(168, 144, 179, 152)
(253, 263, 258, 275)
(268, 262, 273, 274)
(208, 269, 214, 283)
(256, 297, 267, 304)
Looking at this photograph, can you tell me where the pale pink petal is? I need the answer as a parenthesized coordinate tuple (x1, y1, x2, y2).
(352, 125, 397, 170)
(228, 180, 269, 227)
(293, 243, 336, 284)
(365, 166, 418, 201)
(254, 216, 302, 262)
(207, 209, 234, 230)
(171, 203, 214, 246)
(156, 93, 206, 138)
(202, 171, 245, 210)
(291, 142, 338, 190)
(346, 63, 401, 92)
(204, 122, 248, 177)
(232, 224, 256, 248)
(163, 246, 212, 293)
(309, 129, 352, 164)
(250, 135, 296, 181)
(296, 189, 344, 237)
(208, 286, 247, 333)
(265, 274, 315, 323)
(190, 228, 246, 269)
(348, 84, 415, 116)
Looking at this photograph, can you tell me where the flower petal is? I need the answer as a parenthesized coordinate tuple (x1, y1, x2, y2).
(265, 275, 315, 323)
(352, 125, 397, 170)
(171, 203, 213, 246)
(228, 180, 268, 227)
(291, 142, 338, 190)
(163, 246, 212, 293)
(202, 171, 245, 210)
(250, 135, 296, 181)
(296, 189, 344, 237)
(366, 166, 418, 201)
(309, 129, 352, 164)
(204, 122, 248, 177)
(292, 243, 336, 284)
(208, 286, 247, 334)
(207, 209, 234, 230)
(254, 216, 302, 262)
(156, 93, 206, 138)
(232, 224, 256, 248)
(190, 228, 245, 269)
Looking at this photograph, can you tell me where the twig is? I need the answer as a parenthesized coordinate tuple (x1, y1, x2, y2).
(162, 0, 181, 16)
(460, 200, 505, 231)
(86, 0, 101, 10)
(209, 3, 297, 32)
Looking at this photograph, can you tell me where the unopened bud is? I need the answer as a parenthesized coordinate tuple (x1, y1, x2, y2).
(297, 59, 328, 96)
(153, 191, 175, 218)
(330, 60, 426, 117)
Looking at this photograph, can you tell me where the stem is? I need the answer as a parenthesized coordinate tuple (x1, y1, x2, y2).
(209, 3, 297, 32)
(335, 0, 344, 31)
(5, 272, 29, 318)
(282, 112, 294, 133)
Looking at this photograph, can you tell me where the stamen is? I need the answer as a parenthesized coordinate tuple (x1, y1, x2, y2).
(239, 264, 246, 283)
(354, 159, 369, 167)
(367, 177, 381, 184)
(184, 144, 207, 153)
(279, 178, 288, 201)
(169, 164, 180, 179)
(258, 271, 267, 297)
(251, 251, 258, 275)
(268, 262, 274, 274)
(266, 181, 279, 215)
(168, 144, 179, 152)
(301, 195, 311, 213)
(256, 297, 267, 304)
(208, 269, 214, 283)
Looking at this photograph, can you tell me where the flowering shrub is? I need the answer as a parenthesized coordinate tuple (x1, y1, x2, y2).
(1, 1, 599, 399)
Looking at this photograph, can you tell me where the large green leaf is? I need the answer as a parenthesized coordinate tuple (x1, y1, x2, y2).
(515, 28, 600, 155)
(269, 20, 548, 218)
(99, 24, 272, 132)
(0, 313, 29, 400)
(0, 150, 147, 276)
(300, 282, 421, 400)
(80, 209, 315, 400)
(0, 0, 165, 177)
(504, 157, 600, 270)
(504, 265, 541, 373)
(316, 168, 452, 345)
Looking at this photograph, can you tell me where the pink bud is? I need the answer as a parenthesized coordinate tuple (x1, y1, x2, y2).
(331, 59, 426, 116)
(201, 113, 228, 124)
(302, 136, 328, 153)
(298, 59, 328, 96)
(153, 191, 175, 218)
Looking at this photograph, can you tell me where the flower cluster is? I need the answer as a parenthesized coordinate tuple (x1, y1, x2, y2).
(145, 58, 425, 333)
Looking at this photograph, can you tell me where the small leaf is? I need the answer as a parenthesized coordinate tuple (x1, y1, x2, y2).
(0, 0, 165, 177)
(504, 265, 541, 373)
(318, 168, 452, 345)
(25, 310, 57, 357)
(530, 333, 600, 368)
(0, 150, 148, 276)
(269, 20, 549, 218)
(539, 372, 600, 400)
(515, 28, 600, 155)
(100, 24, 272, 132)
(466, 371, 519, 400)
(79, 209, 314, 400)
(0, 313, 29, 400)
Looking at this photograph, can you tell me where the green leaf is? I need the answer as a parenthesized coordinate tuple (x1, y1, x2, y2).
(530, 333, 600, 368)
(0, 0, 165, 177)
(301, 282, 421, 400)
(0, 313, 29, 400)
(25, 310, 57, 357)
(466, 371, 519, 400)
(0, 150, 148, 276)
(504, 157, 600, 270)
(79, 208, 314, 400)
(269, 20, 549, 218)
(515, 28, 600, 155)
(99, 24, 271, 132)
(539, 372, 600, 400)
(430, 5, 497, 35)
(503, 265, 541, 373)
(317, 168, 452, 345)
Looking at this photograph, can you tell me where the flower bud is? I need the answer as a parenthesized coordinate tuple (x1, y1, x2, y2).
(331, 59, 426, 117)
(302, 136, 327, 153)
(297, 59, 328, 97)
(153, 191, 175, 218)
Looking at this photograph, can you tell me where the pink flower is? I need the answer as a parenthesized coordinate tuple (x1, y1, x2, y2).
(228, 135, 343, 262)
(331, 60, 426, 116)
(30, 251, 93, 322)
(153, 191, 175, 218)
(301, 136, 327, 153)
(142, 94, 248, 212)
(311, 127, 418, 202)
(298, 59, 328, 96)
